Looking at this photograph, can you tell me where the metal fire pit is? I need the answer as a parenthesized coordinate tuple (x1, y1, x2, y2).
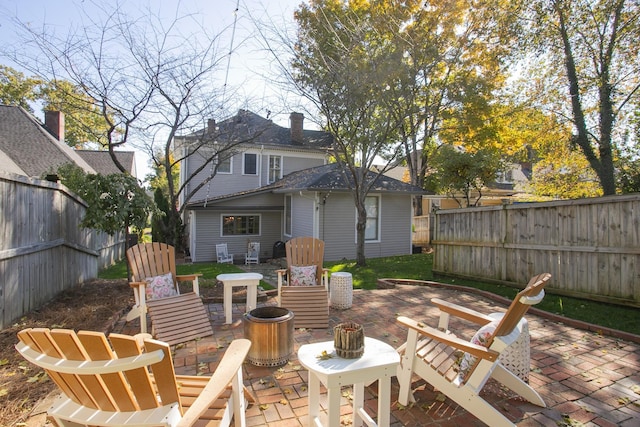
(243, 307, 294, 367)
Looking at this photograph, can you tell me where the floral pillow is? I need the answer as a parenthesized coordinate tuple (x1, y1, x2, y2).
(145, 272, 178, 300)
(457, 321, 498, 380)
(289, 265, 317, 286)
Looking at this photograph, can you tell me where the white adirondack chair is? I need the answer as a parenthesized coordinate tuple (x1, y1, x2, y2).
(396, 272, 551, 427)
(216, 243, 234, 264)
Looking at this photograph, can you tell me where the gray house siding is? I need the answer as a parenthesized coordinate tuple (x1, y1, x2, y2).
(319, 192, 413, 261)
(188, 192, 284, 262)
(291, 192, 316, 237)
(183, 147, 326, 202)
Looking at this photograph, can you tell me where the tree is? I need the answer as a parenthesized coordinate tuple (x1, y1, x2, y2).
(39, 79, 112, 148)
(431, 146, 503, 207)
(522, 0, 640, 195)
(0, 65, 41, 111)
(56, 164, 156, 243)
(373, 0, 515, 215)
(292, 0, 407, 266)
(7, 3, 246, 249)
(0, 65, 112, 148)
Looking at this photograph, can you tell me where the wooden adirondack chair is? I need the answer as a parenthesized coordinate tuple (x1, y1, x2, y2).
(126, 243, 213, 346)
(16, 328, 251, 427)
(276, 237, 329, 328)
(396, 272, 551, 427)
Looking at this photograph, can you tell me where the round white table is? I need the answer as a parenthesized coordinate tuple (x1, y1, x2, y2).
(297, 337, 400, 427)
(216, 272, 262, 324)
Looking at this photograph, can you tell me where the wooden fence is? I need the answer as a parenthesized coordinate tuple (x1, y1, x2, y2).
(432, 194, 640, 307)
(0, 172, 125, 329)
(412, 215, 431, 246)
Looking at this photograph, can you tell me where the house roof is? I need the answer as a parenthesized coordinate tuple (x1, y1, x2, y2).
(0, 105, 96, 177)
(186, 163, 427, 208)
(76, 150, 137, 176)
(181, 109, 333, 150)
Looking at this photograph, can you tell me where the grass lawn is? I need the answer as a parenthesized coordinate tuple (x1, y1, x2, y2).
(100, 252, 639, 336)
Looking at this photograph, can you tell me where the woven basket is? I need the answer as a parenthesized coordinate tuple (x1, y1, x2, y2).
(334, 322, 364, 359)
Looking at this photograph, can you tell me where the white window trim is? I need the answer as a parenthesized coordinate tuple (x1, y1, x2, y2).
(284, 194, 292, 237)
(243, 152, 258, 176)
(220, 213, 262, 237)
(268, 155, 283, 184)
(356, 194, 381, 243)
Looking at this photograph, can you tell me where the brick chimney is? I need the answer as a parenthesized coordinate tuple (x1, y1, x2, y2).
(207, 118, 216, 134)
(44, 110, 65, 143)
(290, 112, 304, 144)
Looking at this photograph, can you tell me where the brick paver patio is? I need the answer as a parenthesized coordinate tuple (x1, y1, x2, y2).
(35, 263, 640, 427)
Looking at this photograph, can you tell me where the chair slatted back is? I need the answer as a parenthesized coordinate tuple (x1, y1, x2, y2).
(16, 328, 181, 415)
(491, 272, 551, 342)
(127, 243, 177, 286)
(285, 237, 325, 280)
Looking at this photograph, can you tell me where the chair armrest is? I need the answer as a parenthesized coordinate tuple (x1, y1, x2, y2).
(177, 339, 251, 427)
(129, 281, 146, 289)
(176, 274, 201, 295)
(176, 273, 202, 281)
(397, 316, 498, 362)
(431, 298, 495, 325)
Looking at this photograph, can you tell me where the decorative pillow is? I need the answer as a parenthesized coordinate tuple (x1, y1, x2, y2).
(145, 272, 177, 300)
(289, 265, 317, 286)
(458, 321, 499, 380)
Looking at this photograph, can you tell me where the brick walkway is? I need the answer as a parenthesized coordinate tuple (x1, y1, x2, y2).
(110, 271, 640, 427)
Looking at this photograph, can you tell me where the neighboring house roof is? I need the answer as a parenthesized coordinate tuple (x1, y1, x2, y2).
(187, 163, 427, 208)
(182, 109, 334, 150)
(0, 105, 96, 177)
(77, 150, 136, 176)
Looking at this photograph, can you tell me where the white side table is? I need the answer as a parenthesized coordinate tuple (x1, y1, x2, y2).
(330, 272, 353, 309)
(297, 337, 400, 427)
(216, 273, 262, 324)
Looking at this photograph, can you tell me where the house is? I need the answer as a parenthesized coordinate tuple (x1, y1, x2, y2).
(178, 109, 425, 262)
(0, 105, 136, 178)
(0, 105, 96, 177)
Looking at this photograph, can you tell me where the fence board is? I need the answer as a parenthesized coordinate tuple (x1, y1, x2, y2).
(0, 172, 126, 329)
(432, 194, 640, 306)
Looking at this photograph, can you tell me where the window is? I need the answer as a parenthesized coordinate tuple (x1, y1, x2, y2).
(222, 215, 260, 236)
(284, 194, 292, 236)
(364, 195, 379, 241)
(243, 153, 257, 175)
(269, 155, 282, 183)
(216, 154, 231, 174)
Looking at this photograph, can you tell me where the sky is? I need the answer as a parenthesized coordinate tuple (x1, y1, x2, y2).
(0, 0, 308, 179)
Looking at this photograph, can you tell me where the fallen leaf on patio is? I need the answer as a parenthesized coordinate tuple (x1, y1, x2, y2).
(175, 343, 185, 350)
(632, 385, 640, 395)
(278, 367, 285, 373)
(435, 393, 446, 402)
(259, 404, 269, 410)
(342, 390, 353, 400)
(280, 399, 288, 405)
(274, 373, 284, 380)
(316, 350, 333, 360)
(0, 359, 9, 366)
(617, 396, 630, 405)
(421, 402, 434, 411)
(283, 388, 292, 394)
(301, 385, 307, 391)
(216, 344, 225, 349)
(259, 378, 267, 385)
(291, 364, 302, 370)
(417, 322, 425, 327)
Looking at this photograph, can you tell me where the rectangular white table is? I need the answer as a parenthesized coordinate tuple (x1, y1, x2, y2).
(297, 337, 400, 427)
(216, 273, 262, 324)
